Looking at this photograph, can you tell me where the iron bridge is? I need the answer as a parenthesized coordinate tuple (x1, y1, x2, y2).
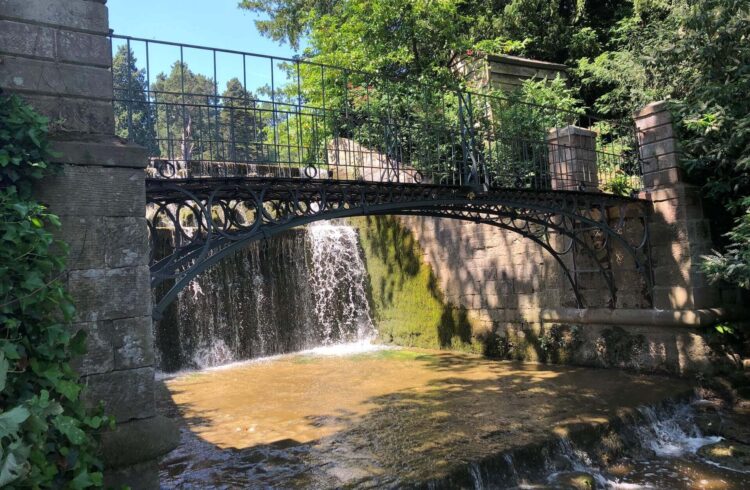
(109, 34, 653, 319)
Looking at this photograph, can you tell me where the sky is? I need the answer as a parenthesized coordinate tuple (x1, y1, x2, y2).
(108, 0, 307, 93)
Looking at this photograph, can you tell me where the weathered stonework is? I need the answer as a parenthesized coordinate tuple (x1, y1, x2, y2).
(0, 0, 174, 487)
(394, 101, 741, 375)
(634, 101, 725, 310)
(547, 125, 599, 191)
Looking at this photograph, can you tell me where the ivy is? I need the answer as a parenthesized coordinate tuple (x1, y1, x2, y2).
(0, 92, 108, 487)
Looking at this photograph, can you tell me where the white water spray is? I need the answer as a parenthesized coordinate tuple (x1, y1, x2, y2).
(308, 223, 376, 344)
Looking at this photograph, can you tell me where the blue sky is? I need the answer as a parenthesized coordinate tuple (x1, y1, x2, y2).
(108, 0, 306, 93)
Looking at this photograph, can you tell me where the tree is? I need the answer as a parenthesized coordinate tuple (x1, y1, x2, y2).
(219, 78, 266, 163)
(151, 62, 218, 162)
(112, 46, 159, 155)
(242, 0, 750, 291)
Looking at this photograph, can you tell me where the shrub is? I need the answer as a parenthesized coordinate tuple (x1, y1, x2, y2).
(0, 92, 107, 488)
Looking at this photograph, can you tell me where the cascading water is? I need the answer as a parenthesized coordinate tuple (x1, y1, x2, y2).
(462, 401, 748, 489)
(154, 222, 375, 372)
(309, 224, 375, 344)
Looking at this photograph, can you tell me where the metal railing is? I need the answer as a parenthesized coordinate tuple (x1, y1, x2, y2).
(110, 34, 643, 195)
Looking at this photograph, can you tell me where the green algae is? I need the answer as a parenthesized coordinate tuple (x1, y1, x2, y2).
(349, 216, 480, 353)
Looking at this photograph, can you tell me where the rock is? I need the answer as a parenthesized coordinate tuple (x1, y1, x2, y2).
(548, 471, 597, 489)
(698, 441, 750, 473)
(717, 410, 750, 445)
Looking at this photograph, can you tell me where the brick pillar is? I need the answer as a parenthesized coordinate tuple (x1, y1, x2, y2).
(547, 125, 599, 191)
(634, 101, 718, 310)
(0, 1, 176, 488)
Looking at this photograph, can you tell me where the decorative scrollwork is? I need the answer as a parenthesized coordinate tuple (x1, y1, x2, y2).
(147, 177, 652, 319)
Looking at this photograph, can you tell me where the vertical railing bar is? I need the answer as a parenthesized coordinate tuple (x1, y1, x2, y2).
(270, 57, 278, 176)
(126, 38, 133, 140)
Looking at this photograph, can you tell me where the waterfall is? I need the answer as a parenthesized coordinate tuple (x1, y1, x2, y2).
(155, 222, 375, 372)
(309, 224, 375, 344)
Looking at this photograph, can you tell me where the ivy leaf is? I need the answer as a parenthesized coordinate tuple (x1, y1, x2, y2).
(56, 380, 82, 401)
(53, 416, 87, 445)
(0, 406, 31, 439)
(0, 451, 25, 487)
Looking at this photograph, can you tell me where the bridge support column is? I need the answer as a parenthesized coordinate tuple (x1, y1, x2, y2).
(0, 1, 176, 487)
(547, 125, 599, 191)
(635, 101, 722, 309)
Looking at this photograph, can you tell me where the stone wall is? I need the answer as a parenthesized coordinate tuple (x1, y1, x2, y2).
(394, 102, 745, 374)
(0, 1, 175, 487)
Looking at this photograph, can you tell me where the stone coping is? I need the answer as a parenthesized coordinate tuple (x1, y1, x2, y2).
(538, 307, 741, 327)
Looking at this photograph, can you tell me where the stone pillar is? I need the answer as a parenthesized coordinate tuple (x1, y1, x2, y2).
(0, 1, 176, 488)
(634, 101, 718, 310)
(547, 125, 599, 191)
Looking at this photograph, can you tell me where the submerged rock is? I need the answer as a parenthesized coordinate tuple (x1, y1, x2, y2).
(698, 441, 750, 473)
(548, 471, 596, 489)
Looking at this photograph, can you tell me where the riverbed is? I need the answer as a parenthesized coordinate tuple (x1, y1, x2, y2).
(157, 346, 749, 488)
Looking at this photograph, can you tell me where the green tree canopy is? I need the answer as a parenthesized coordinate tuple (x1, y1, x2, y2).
(241, 0, 750, 290)
(112, 46, 159, 155)
(220, 78, 267, 162)
(151, 62, 217, 161)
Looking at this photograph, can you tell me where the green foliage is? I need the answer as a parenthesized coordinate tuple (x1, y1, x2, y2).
(219, 78, 267, 163)
(151, 62, 217, 161)
(485, 76, 584, 186)
(243, 0, 750, 288)
(0, 93, 106, 487)
(703, 199, 750, 289)
(352, 216, 480, 352)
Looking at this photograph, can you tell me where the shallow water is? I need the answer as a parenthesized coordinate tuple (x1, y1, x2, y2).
(154, 346, 750, 489)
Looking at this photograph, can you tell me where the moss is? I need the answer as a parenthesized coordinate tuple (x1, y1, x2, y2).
(599, 326, 646, 367)
(349, 216, 478, 352)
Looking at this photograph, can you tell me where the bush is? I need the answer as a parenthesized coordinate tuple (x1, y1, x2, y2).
(0, 93, 106, 487)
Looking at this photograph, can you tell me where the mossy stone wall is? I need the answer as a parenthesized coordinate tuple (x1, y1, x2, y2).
(351, 216, 483, 353)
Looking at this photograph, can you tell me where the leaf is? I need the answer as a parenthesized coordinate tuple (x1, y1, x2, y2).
(0, 451, 26, 487)
(56, 379, 82, 401)
(53, 416, 87, 445)
(0, 406, 30, 439)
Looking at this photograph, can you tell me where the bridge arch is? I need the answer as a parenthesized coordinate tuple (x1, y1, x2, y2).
(148, 178, 652, 319)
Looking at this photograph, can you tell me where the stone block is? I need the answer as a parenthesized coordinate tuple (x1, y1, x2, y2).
(636, 121, 675, 146)
(16, 94, 115, 134)
(0, 56, 112, 99)
(50, 137, 148, 168)
(67, 266, 151, 322)
(0, 0, 109, 34)
(54, 215, 107, 270)
(0, 20, 55, 59)
(641, 152, 680, 173)
(0, 20, 109, 67)
(547, 125, 598, 191)
(35, 165, 146, 217)
(634, 101, 671, 122)
(642, 167, 685, 188)
(686, 219, 712, 244)
(639, 138, 678, 161)
(105, 217, 150, 268)
(68, 320, 114, 376)
(82, 367, 155, 422)
(112, 316, 154, 370)
(56, 29, 111, 67)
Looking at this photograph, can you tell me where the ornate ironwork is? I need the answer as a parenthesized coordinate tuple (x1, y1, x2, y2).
(109, 34, 652, 318)
(147, 176, 652, 318)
